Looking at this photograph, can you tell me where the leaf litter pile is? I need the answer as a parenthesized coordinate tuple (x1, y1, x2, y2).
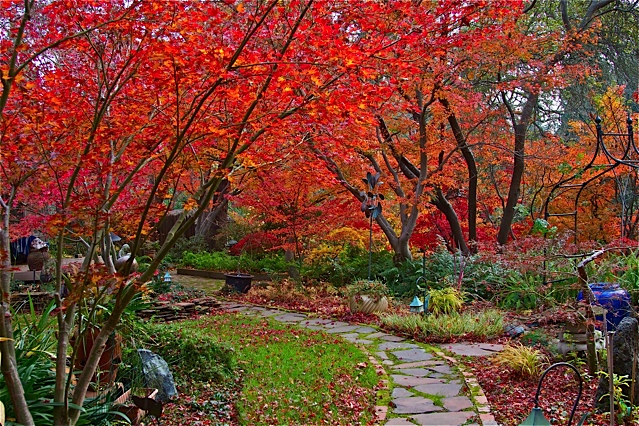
(468, 351, 616, 425)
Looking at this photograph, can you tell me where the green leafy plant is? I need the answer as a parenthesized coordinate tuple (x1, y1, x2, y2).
(618, 250, 639, 305)
(497, 272, 549, 311)
(598, 371, 633, 422)
(494, 344, 547, 378)
(344, 279, 391, 303)
(0, 299, 125, 425)
(427, 287, 464, 315)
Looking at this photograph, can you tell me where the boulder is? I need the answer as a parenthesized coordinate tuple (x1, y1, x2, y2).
(137, 349, 178, 403)
(594, 316, 639, 411)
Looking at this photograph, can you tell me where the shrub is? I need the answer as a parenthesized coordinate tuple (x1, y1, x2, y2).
(165, 235, 208, 263)
(180, 250, 290, 274)
(145, 321, 236, 384)
(494, 344, 547, 378)
(301, 245, 394, 286)
(428, 287, 464, 315)
(378, 248, 509, 300)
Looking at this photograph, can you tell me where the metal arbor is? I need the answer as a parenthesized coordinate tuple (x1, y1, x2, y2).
(542, 116, 636, 245)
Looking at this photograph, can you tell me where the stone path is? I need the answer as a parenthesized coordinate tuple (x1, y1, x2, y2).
(217, 301, 503, 426)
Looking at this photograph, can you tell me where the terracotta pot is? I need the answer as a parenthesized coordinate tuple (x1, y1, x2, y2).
(349, 294, 389, 314)
(116, 388, 159, 425)
(73, 327, 122, 389)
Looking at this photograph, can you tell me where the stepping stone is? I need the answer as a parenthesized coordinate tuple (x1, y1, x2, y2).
(380, 334, 407, 342)
(300, 325, 324, 330)
(325, 325, 363, 334)
(411, 411, 475, 425)
(395, 360, 445, 369)
(354, 326, 378, 333)
(392, 388, 414, 398)
(339, 333, 361, 339)
(274, 313, 307, 322)
(443, 343, 504, 357)
(391, 397, 442, 414)
(317, 320, 350, 328)
(391, 368, 431, 377)
(343, 337, 373, 345)
(428, 364, 453, 374)
(382, 360, 395, 365)
(299, 318, 336, 326)
(392, 349, 433, 362)
(391, 375, 446, 387)
(443, 396, 473, 412)
(258, 310, 280, 317)
(368, 332, 393, 339)
(414, 382, 462, 397)
(378, 342, 420, 351)
(385, 418, 415, 425)
(376, 351, 389, 360)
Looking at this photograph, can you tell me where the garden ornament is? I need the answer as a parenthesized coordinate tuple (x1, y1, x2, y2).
(30, 238, 47, 250)
(519, 362, 589, 426)
(409, 296, 424, 313)
(163, 272, 172, 283)
(412, 249, 429, 315)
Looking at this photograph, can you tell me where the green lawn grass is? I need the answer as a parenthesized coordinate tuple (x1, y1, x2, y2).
(147, 313, 380, 425)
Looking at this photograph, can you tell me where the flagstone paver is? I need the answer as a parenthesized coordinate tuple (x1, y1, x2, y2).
(392, 367, 432, 377)
(391, 375, 447, 387)
(411, 411, 476, 425)
(392, 388, 414, 398)
(379, 334, 407, 342)
(325, 325, 363, 333)
(414, 382, 463, 397)
(378, 341, 421, 351)
(391, 397, 442, 414)
(443, 396, 474, 411)
(392, 349, 434, 362)
(273, 313, 307, 322)
(444, 342, 504, 356)
(385, 418, 416, 425)
(210, 298, 503, 425)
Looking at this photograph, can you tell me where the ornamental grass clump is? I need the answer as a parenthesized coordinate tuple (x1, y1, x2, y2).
(380, 309, 503, 341)
(428, 287, 464, 315)
(494, 344, 547, 378)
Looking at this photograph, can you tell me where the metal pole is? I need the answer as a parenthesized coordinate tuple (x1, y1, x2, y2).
(368, 213, 373, 281)
(607, 327, 615, 426)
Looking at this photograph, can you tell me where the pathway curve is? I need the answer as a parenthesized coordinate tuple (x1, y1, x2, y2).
(217, 300, 503, 426)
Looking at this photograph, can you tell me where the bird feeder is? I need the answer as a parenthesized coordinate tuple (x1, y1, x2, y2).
(409, 296, 424, 313)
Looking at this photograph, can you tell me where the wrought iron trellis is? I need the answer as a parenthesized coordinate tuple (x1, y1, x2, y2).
(542, 115, 636, 245)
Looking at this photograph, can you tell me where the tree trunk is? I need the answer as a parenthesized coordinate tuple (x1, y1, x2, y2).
(432, 188, 470, 255)
(444, 106, 477, 248)
(497, 93, 538, 245)
(194, 179, 230, 249)
(0, 197, 34, 426)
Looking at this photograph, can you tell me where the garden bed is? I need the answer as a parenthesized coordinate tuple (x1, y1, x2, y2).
(176, 268, 276, 282)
